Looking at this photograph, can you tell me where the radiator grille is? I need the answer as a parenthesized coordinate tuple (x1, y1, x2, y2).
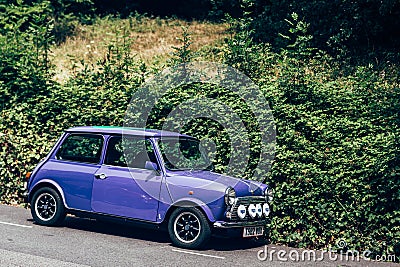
(229, 196, 267, 221)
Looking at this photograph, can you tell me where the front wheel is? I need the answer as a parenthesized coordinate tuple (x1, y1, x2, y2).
(30, 187, 66, 226)
(168, 207, 211, 249)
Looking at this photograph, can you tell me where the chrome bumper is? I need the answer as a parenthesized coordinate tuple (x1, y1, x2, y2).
(213, 219, 268, 228)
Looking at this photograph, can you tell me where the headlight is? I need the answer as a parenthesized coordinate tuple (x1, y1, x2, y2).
(237, 205, 246, 219)
(255, 203, 263, 218)
(248, 204, 257, 218)
(264, 187, 274, 202)
(263, 203, 270, 217)
(224, 187, 236, 206)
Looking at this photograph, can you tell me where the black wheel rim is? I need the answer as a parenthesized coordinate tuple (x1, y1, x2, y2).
(35, 193, 57, 221)
(174, 212, 201, 243)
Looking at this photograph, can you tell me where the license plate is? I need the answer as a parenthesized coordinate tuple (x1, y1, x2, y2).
(243, 226, 264, 237)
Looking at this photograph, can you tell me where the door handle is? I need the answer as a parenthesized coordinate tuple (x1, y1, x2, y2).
(95, 173, 107, 179)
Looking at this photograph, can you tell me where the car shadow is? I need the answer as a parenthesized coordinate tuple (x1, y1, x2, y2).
(57, 215, 267, 251)
(62, 216, 171, 244)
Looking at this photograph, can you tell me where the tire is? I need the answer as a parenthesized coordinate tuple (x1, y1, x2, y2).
(168, 207, 211, 249)
(30, 187, 66, 226)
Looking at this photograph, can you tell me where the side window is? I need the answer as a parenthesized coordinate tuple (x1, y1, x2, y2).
(104, 136, 157, 168)
(56, 134, 103, 164)
(104, 137, 127, 167)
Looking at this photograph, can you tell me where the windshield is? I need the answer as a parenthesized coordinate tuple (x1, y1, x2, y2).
(158, 138, 213, 171)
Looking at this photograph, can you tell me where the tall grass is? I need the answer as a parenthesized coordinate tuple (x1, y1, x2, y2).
(52, 15, 228, 82)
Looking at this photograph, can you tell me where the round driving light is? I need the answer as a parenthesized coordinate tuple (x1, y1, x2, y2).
(248, 204, 257, 218)
(224, 187, 236, 206)
(263, 203, 270, 217)
(237, 205, 246, 219)
(255, 203, 263, 218)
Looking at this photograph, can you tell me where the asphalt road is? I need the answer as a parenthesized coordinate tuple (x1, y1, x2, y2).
(0, 204, 398, 267)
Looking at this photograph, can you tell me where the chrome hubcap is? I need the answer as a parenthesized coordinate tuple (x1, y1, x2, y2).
(35, 193, 57, 221)
(174, 212, 201, 243)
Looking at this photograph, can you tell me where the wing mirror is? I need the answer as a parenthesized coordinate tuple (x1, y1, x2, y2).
(145, 161, 160, 174)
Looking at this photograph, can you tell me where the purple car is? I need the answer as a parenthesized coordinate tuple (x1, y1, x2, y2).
(25, 126, 273, 249)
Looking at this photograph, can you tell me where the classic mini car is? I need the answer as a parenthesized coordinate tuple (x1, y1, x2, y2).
(25, 126, 273, 249)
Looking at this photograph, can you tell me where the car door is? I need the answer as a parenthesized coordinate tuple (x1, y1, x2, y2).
(44, 133, 104, 211)
(91, 135, 162, 222)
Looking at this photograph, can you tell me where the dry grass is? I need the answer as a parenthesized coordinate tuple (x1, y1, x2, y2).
(51, 16, 229, 82)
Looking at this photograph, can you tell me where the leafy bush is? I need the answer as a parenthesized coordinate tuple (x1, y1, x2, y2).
(0, 1, 54, 105)
(244, 0, 400, 57)
(0, 6, 399, 260)
(47, 0, 95, 43)
(0, 29, 144, 204)
(226, 21, 400, 257)
(267, 54, 399, 256)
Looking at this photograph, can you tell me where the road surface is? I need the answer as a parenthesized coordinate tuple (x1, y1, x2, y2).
(0, 204, 398, 267)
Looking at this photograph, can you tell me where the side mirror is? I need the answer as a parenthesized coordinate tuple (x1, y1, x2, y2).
(145, 161, 159, 172)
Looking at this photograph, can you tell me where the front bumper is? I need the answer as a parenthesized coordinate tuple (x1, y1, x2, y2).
(213, 219, 268, 229)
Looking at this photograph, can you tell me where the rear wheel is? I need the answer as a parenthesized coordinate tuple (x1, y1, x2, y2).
(168, 207, 211, 249)
(31, 187, 66, 226)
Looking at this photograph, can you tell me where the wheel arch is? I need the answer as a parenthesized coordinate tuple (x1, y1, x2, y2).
(29, 180, 67, 208)
(163, 198, 216, 226)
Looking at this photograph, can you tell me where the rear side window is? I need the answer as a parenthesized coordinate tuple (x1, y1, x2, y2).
(56, 134, 103, 164)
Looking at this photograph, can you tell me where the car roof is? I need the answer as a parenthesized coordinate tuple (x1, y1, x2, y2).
(65, 126, 194, 138)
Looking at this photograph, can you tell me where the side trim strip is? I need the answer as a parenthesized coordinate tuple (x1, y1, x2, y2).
(68, 209, 161, 229)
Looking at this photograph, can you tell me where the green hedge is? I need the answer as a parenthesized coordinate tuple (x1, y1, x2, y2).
(263, 53, 400, 257)
(223, 24, 399, 255)
(0, 12, 399, 259)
